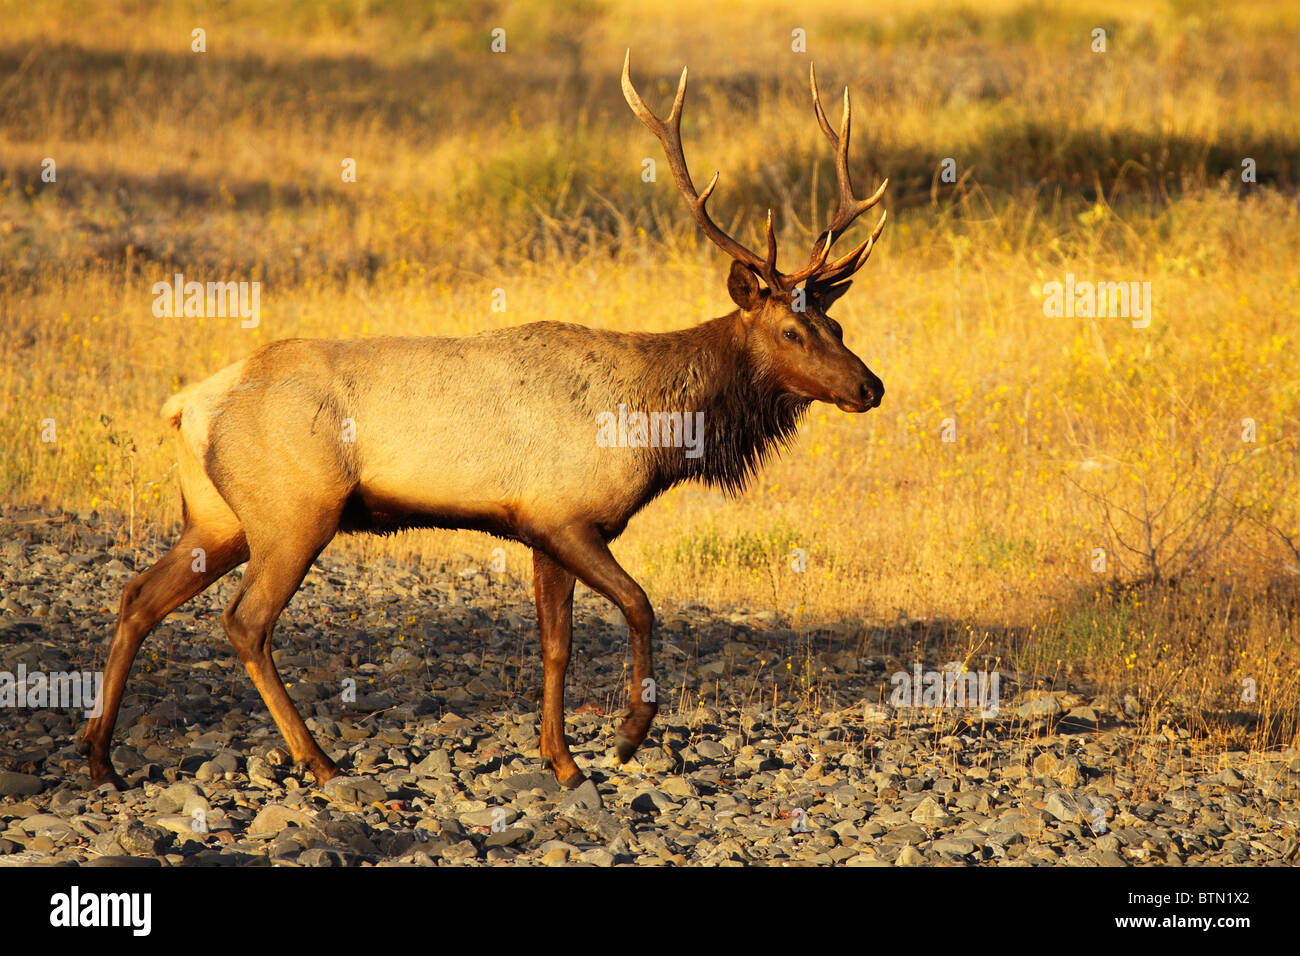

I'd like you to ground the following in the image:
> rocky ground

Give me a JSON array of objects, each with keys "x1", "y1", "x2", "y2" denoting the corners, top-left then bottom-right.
[{"x1": 1, "y1": 505, "x2": 1298, "y2": 867}]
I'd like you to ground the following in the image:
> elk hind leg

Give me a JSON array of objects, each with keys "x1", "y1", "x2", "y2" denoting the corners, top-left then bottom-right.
[
  {"x1": 80, "y1": 524, "x2": 248, "y2": 789},
  {"x1": 221, "y1": 517, "x2": 340, "y2": 782}
]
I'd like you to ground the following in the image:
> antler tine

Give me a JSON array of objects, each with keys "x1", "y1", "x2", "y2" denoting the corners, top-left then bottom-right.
[
  {"x1": 817, "y1": 69, "x2": 884, "y2": 230},
  {"x1": 789, "y1": 63, "x2": 888, "y2": 289},
  {"x1": 810, "y1": 63, "x2": 838, "y2": 143},
  {"x1": 763, "y1": 210, "x2": 778, "y2": 282},
  {"x1": 622, "y1": 51, "x2": 778, "y2": 287},
  {"x1": 809, "y1": 208, "x2": 887, "y2": 290}
]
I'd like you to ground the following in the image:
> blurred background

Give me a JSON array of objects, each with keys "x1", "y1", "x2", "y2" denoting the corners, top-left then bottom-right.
[{"x1": 1, "y1": 1, "x2": 1298, "y2": 746}]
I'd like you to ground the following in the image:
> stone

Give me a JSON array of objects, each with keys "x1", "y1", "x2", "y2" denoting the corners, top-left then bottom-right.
[
  {"x1": 931, "y1": 838, "x2": 976, "y2": 857},
  {"x1": 247, "y1": 756, "x2": 277, "y2": 788},
  {"x1": 881, "y1": 824, "x2": 930, "y2": 845},
  {"x1": 661, "y1": 776, "x2": 698, "y2": 798},
  {"x1": 323, "y1": 775, "x2": 387, "y2": 806},
  {"x1": 298, "y1": 847, "x2": 347, "y2": 867},
  {"x1": 579, "y1": 847, "x2": 616, "y2": 867},
  {"x1": 441, "y1": 840, "x2": 478, "y2": 862},
  {"x1": 155, "y1": 782, "x2": 204, "y2": 814},
  {"x1": 910, "y1": 796, "x2": 954, "y2": 826},
  {"x1": 83, "y1": 856, "x2": 162, "y2": 868},
  {"x1": 1045, "y1": 792, "x2": 1084, "y2": 823},
  {"x1": 0, "y1": 772, "x2": 43, "y2": 797},
  {"x1": 117, "y1": 821, "x2": 170, "y2": 856},
  {"x1": 631, "y1": 789, "x2": 675, "y2": 814},
  {"x1": 1032, "y1": 753, "x2": 1059, "y2": 775},
  {"x1": 563, "y1": 806, "x2": 622, "y2": 843},
  {"x1": 630, "y1": 746, "x2": 678, "y2": 773},
  {"x1": 504, "y1": 771, "x2": 559, "y2": 794},
  {"x1": 413, "y1": 750, "x2": 452, "y2": 777},
  {"x1": 248, "y1": 804, "x2": 322, "y2": 837},
  {"x1": 460, "y1": 807, "x2": 517, "y2": 828},
  {"x1": 149, "y1": 814, "x2": 205, "y2": 837},
  {"x1": 896, "y1": 845, "x2": 925, "y2": 866},
  {"x1": 1017, "y1": 696, "x2": 1063, "y2": 719},
  {"x1": 541, "y1": 846, "x2": 570, "y2": 865},
  {"x1": 557, "y1": 779, "x2": 603, "y2": 812},
  {"x1": 484, "y1": 827, "x2": 532, "y2": 848}
]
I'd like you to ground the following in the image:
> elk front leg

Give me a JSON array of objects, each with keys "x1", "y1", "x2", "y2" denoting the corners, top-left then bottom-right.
[
  {"x1": 541, "y1": 526, "x2": 658, "y2": 766},
  {"x1": 532, "y1": 549, "x2": 582, "y2": 787}
]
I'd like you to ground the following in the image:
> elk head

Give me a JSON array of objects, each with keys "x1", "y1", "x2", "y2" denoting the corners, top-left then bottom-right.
[{"x1": 622, "y1": 53, "x2": 887, "y2": 413}]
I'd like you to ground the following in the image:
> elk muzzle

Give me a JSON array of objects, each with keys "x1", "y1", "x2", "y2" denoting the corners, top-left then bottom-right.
[{"x1": 834, "y1": 368, "x2": 884, "y2": 412}]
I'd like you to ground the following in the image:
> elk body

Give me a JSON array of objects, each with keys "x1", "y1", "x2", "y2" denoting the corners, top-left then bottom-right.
[{"x1": 80, "y1": 54, "x2": 888, "y2": 791}]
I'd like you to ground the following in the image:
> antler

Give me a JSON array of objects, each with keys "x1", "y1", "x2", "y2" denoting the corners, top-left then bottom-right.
[
  {"x1": 783, "y1": 65, "x2": 888, "y2": 291},
  {"x1": 621, "y1": 51, "x2": 782, "y2": 289},
  {"x1": 622, "y1": 53, "x2": 887, "y2": 294}
]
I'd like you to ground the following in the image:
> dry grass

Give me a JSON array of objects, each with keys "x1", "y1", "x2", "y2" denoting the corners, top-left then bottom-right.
[{"x1": 2, "y1": 0, "x2": 1298, "y2": 755}]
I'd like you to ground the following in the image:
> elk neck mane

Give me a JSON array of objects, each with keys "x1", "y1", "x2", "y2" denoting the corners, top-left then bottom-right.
[{"x1": 618, "y1": 311, "x2": 809, "y2": 497}]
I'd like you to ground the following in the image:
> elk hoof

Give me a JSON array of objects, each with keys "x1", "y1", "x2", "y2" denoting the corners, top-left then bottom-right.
[
  {"x1": 559, "y1": 770, "x2": 587, "y2": 789},
  {"x1": 308, "y1": 759, "x2": 340, "y2": 784},
  {"x1": 91, "y1": 769, "x2": 129, "y2": 792},
  {"x1": 614, "y1": 734, "x2": 637, "y2": 764}
]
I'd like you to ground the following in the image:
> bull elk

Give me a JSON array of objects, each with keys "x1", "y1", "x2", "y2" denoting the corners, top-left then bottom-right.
[{"x1": 80, "y1": 53, "x2": 888, "y2": 792}]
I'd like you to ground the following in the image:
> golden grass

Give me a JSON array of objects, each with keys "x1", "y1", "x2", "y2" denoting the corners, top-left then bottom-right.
[{"x1": 2, "y1": 0, "x2": 1298, "y2": 754}]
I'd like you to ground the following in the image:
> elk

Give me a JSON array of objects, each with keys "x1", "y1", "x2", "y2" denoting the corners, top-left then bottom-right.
[{"x1": 79, "y1": 53, "x2": 888, "y2": 792}]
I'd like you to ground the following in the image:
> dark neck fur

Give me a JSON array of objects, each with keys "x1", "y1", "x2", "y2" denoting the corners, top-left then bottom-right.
[{"x1": 625, "y1": 312, "x2": 809, "y2": 496}]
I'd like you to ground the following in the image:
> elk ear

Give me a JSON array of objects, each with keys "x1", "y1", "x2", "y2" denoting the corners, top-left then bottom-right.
[
  {"x1": 727, "y1": 261, "x2": 763, "y2": 311},
  {"x1": 814, "y1": 281, "x2": 853, "y2": 311}
]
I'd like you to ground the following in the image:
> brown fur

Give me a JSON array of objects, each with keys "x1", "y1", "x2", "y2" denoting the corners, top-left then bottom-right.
[
  {"x1": 81, "y1": 57, "x2": 888, "y2": 790},
  {"x1": 78, "y1": 289, "x2": 881, "y2": 790}
]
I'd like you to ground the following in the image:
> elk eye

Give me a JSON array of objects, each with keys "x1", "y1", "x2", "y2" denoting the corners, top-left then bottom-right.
[{"x1": 782, "y1": 327, "x2": 801, "y2": 344}]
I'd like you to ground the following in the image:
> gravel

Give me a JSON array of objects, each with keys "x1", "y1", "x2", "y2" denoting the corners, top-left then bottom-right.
[{"x1": 2, "y1": 505, "x2": 1299, "y2": 867}]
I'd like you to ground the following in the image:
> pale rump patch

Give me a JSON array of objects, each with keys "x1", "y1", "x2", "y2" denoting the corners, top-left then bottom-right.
[{"x1": 161, "y1": 359, "x2": 248, "y2": 460}]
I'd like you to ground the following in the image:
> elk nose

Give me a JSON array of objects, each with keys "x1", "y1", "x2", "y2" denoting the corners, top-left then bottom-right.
[{"x1": 861, "y1": 377, "x2": 883, "y2": 409}]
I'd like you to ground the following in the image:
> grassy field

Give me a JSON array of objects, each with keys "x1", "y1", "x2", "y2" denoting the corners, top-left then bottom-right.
[{"x1": 2, "y1": 1, "x2": 1298, "y2": 751}]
